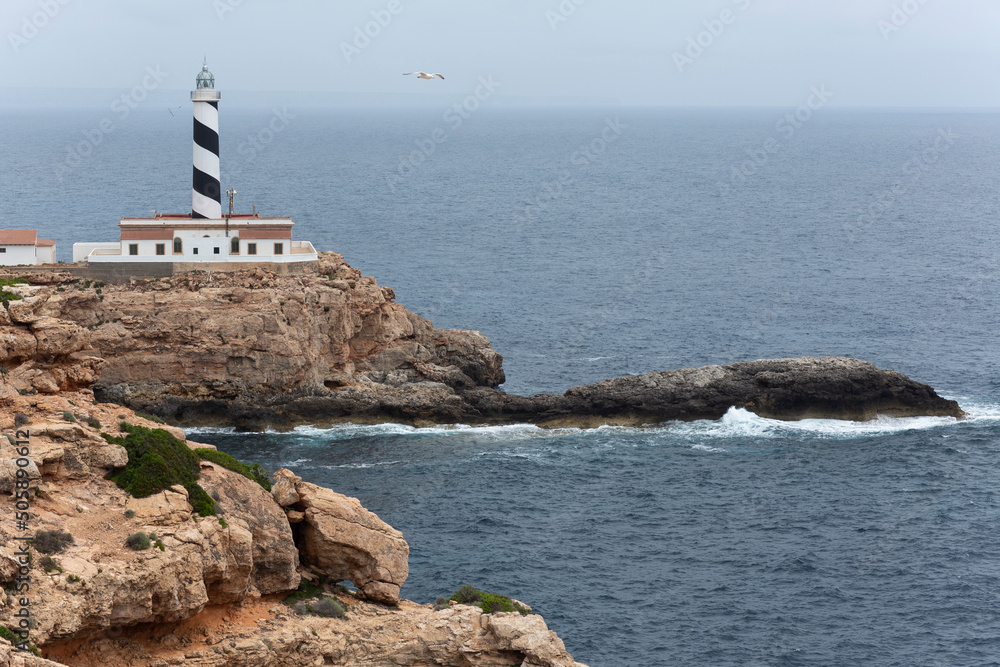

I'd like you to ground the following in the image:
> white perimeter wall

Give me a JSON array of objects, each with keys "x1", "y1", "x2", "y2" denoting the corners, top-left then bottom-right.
[{"x1": 74, "y1": 242, "x2": 120, "y2": 262}]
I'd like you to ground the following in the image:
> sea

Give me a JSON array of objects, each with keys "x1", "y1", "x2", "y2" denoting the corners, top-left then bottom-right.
[{"x1": 3, "y1": 104, "x2": 1000, "y2": 666}]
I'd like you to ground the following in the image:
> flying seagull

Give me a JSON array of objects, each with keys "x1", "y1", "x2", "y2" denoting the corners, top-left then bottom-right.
[
  {"x1": 404, "y1": 72, "x2": 445, "y2": 80},
  {"x1": 167, "y1": 105, "x2": 183, "y2": 117}
]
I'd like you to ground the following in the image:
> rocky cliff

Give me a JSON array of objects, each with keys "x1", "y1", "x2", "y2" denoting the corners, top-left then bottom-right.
[
  {"x1": 0, "y1": 397, "x2": 586, "y2": 667},
  {"x1": 0, "y1": 256, "x2": 963, "y2": 428},
  {"x1": 0, "y1": 264, "x2": 588, "y2": 666}
]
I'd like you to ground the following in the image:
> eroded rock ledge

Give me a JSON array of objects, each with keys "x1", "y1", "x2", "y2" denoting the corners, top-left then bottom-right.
[{"x1": 0, "y1": 257, "x2": 961, "y2": 429}]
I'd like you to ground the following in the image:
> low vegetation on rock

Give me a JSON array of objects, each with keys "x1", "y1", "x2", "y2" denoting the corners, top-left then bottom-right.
[
  {"x1": 103, "y1": 423, "x2": 217, "y2": 516},
  {"x1": 0, "y1": 277, "x2": 27, "y2": 309},
  {"x1": 195, "y1": 448, "x2": 273, "y2": 491},
  {"x1": 283, "y1": 577, "x2": 349, "y2": 618},
  {"x1": 125, "y1": 531, "x2": 151, "y2": 551},
  {"x1": 32, "y1": 529, "x2": 73, "y2": 555},
  {"x1": 448, "y1": 585, "x2": 533, "y2": 616},
  {"x1": 0, "y1": 626, "x2": 40, "y2": 656},
  {"x1": 39, "y1": 556, "x2": 61, "y2": 574}
]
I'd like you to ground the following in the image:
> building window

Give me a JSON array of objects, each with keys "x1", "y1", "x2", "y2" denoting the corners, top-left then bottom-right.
[
  {"x1": 247, "y1": 243, "x2": 257, "y2": 255},
  {"x1": 0, "y1": 248, "x2": 6, "y2": 254},
  {"x1": 230, "y1": 237, "x2": 239, "y2": 254},
  {"x1": 173, "y1": 238, "x2": 182, "y2": 254},
  {"x1": 193, "y1": 248, "x2": 199, "y2": 255},
  {"x1": 213, "y1": 247, "x2": 220, "y2": 255},
  {"x1": 156, "y1": 243, "x2": 166, "y2": 256},
  {"x1": 129, "y1": 244, "x2": 139, "y2": 256},
  {"x1": 274, "y1": 242, "x2": 284, "y2": 255}
]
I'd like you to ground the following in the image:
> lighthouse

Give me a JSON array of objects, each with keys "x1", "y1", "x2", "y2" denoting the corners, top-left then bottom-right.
[
  {"x1": 72, "y1": 58, "x2": 319, "y2": 278},
  {"x1": 191, "y1": 60, "x2": 222, "y2": 219}
]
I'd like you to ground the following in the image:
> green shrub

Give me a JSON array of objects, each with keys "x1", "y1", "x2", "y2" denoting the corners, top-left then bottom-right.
[
  {"x1": 33, "y1": 530, "x2": 73, "y2": 554},
  {"x1": 218, "y1": 517, "x2": 228, "y2": 528},
  {"x1": 448, "y1": 586, "x2": 533, "y2": 616},
  {"x1": 67, "y1": 574, "x2": 81, "y2": 583},
  {"x1": 312, "y1": 597, "x2": 347, "y2": 618},
  {"x1": 62, "y1": 411, "x2": 76, "y2": 423},
  {"x1": 449, "y1": 585, "x2": 481, "y2": 605},
  {"x1": 125, "y1": 532, "x2": 151, "y2": 551},
  {"x1": 155, "y1": 540, "x2": 165, "y2": 552},
  {"x1": 433, "y1": 596, "x2": 450, "y2": 611},
  {"x1": 39, "y1": 556, "x2": 61, "y2": 574},
  {"x1": 87, "y1": 418, "x2": 101, "y2": 429},
  {"x1": 4, "y1": 434, "x2": 14, "y2": 446},
  {"x1": 186, "y1": 484, "x2": 217, "y2": 517},
  {"x1": 0, "y1": 278, "x2": 27, "y2": 309},
  {"x1": 0, "y1": 626, "x2": 40, "y2": 656},
  {"x1": 135, "y1": 412, "x2": 165, "y2": 424},
  {"x1": 124, "y1": 509, "x2": 136, "y2": 519},
  {"x1": 104, "y1": 424, "x2": 200, "y2": 498},
  {"x1": 195, "y1": 448, "x2": 273, "y2": 492},
  {"x1": 282, "y1": 578, "x2": 326, "y2": 606}
]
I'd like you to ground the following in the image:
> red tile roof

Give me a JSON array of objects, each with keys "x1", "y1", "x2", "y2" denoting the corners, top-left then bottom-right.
[
  {"x1": 0, "y1": 230, "x2": 38, "y2": 246},
  {"x1": 36, "y1": 238, "x2": 56, "y2": 247}
]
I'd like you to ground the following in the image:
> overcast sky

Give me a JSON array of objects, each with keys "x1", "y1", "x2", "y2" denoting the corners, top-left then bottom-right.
[{"x1": 1, "y1": 0, "x2": 998, "y2": 107}]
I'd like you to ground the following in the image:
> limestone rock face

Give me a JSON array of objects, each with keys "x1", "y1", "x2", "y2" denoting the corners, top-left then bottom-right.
[
  {"x1": 270, "y1": 468, "x2": 300, "y2": 507},
  {"x1": 0, "y1": 641, "x2": 64, "y2": 666},
  {"x1": 0, "y1": 253, "x2": 506, "y2": 428},
  {"x1": 198, "y1": 462, "x2": 300, "y2": 596},
  {"x1": 289, "y1": 477, "x2": 409, "y2": 605},
  {"x1": 38, "y1": 599, "x2": 590, "y2": 667},
  {"x1": 0, "y1": 406, "x2": 300, "y2": 646}
]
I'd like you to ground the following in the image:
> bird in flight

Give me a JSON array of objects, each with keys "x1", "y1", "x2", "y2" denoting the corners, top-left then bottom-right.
[
  {"x1": 167, "y1": 105, "x2": 183, "y2": 117},
  {"x1": 404, "y1": 72, "x2": 445, "y2": 80}
]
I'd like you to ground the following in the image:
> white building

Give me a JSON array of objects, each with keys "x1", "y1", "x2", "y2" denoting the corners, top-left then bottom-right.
[
  {"x1": 73, "y1": 61, "x2": 319, "y2": 276},
  {"x1": 0, "y1": 230, "x2": 57, "y2": 266},
  {"x1": 73, "y1": 215, "x2": 317, "y2": 265}
]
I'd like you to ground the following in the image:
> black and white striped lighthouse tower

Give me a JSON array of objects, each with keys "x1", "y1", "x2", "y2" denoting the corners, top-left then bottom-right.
[{"x1": 191, "y1": 60, "x2": 222, "y2": 219}]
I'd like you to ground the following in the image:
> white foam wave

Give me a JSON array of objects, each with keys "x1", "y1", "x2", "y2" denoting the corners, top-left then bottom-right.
[
  {"x1": 282, "y1": 458, "x2": 312, "y2": 468},
  {"x1": 184, "y1": 426, "x2": 237, "y2": 435},
  {"x1": 691, "y1": 444, "x2": 728, "y2": 453},
  {"x1": 669, "y1": 406, "x2": 962, "y2": 440},
  {"x1": 320, "y1": 460, "x2": 402, "y2": 469},
  {"x1": 289, "y1": 422, "x2": 579, "y2": 442}
]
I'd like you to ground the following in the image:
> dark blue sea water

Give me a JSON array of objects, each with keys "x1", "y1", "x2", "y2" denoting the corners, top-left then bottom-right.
[{"x1": 4, "y1": 106, "x2": 1000, "y2": 666}]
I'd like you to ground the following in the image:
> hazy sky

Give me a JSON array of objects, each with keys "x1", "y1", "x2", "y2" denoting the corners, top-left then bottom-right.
[{"x1": 1, "y1": 0, "x2": 998, "y2": 107}]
